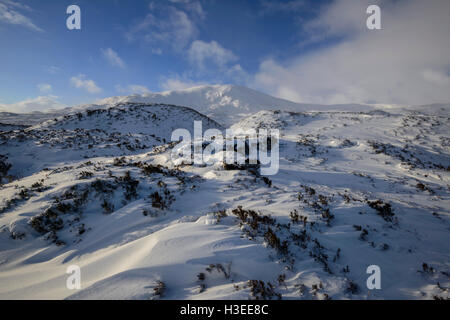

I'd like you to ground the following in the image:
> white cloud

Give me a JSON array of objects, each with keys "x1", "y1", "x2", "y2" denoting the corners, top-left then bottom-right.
[
  {"x1": 421, "y1": 69, "x2": 450, "y2": 87},
  {"x1": 125, "y1": 5, "x2": 197, "y2": 52},
  {"x1": 226, "y1": 64, "x2": 249, "y2": 83},
  {"x1": 160, "y1": 41, "x2": 246, "y2": 89},
  {"x1": 0, "y1": 0, "x2": 42, "y2": 32},
  {"x1": 185, "y1": 40, "x2": 245, "y2": 83},
  {"x1": 37, "y1": 83, "x2": 52, "y2": 93},
  {"x1": 168, "y1": 0, "x2": 205, "y2": 19},
  {"x1": 101, "y1": 48, "x2": 126, "y2": 69},
  {"x1": 185, "y1": 1, "x2": 205, "y2": 20},
  {"x1": 115, "y1": 84, "x2": 151, "y2": 95},
  {"x1": 160, "y1": 77, "x2": 206, "y2": 91},
  {"x1": 0, "y1": 95, "x2": 66, "y2": 113},
  {"x1": 1, "y1": 0, "x2": 32, "y2": 11},
  {"x1": 70, "y1": 74, "x2": 102, "y2": 94},
  {"x1": 188, "y1": 40, "x2": 238, "y2": 70},
  {"x1": 252, "y1": 0, "x2": 450, "y2": 105}
]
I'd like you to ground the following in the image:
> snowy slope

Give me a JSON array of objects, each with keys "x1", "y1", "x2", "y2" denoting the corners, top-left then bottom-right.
[
  {"x1": 2, "y1": 86, "x2": 448, "y2": 128},
  {"x1": 0, "y1": 101, "x2": 449, "y2": 300},
  {"x1": 79, "y1": 85, "x2": 378, "y2": 126},
  {"x1": 91, "y1": 85, "x2": 450, "y2": 126},
  {"x1": 0, "y1": 111, "x2": 67, "y2": 127},
  {"x1": 0, "y1": 87, "x2": 449, "y2": 300},
  {"x1": 0, "y1": 103, "x2": 222, "y2": 179}
]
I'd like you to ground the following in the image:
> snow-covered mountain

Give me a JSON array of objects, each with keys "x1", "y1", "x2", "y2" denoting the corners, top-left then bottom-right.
[
  {"x1": 0, "y1": 110, "x2": 68, "y2": 127},
  {"x1": 0, "y1": 86, "x2": 449, "y2": 300},
  {"x1": 0, "y1": 85, "x2": 319, "y2": 127},
  {"x1": 73, "y1": 85, "x2": 379, "y2": 126},
  {"x1": 0, "y1": 103, "x2": 221, "y2": 179},
  {"x1": 2, "y1": 85, "x2": 449, "y2": 127}
]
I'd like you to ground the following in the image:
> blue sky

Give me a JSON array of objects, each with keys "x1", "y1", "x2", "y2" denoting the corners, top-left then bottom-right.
[{"x1": 1, "y1": 0, "x2": 449, "y2": 112}]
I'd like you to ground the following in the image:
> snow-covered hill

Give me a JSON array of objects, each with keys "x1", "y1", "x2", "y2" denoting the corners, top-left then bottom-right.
[
  {"x1": 0, "y1": 110, "x2": 67, "y2": 127},
  {"x1": 0, "y1": 87, "x2": 449, "y2": 300},
  {"x1": 81, "y1": 85, "x2": 380, "y2": 126},
  {"x1": 2, "y1": 85, "x2": 449, "y2": 128},
  {"x1": 0, "y1": 103, "x2": 221, "y2": 179}
]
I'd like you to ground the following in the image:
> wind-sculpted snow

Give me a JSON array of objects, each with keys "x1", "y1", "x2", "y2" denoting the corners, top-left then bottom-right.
[{"x1": 0, "y1": 97, "x2": 449, "y2": 300}]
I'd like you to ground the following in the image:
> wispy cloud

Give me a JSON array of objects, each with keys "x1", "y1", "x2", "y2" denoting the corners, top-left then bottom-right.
[
  {"x1": 70, "y1": 74, "x2": 102, "y2": 94},
  {"x1": 168, "y1": 0, "x2": 205, "y2": 19},
  {"x1": 1, "y1": 0, "x2": 32, "y2": 11},
  {"x1": 101, "y1": 48, "x2": 126, "y2": 69},
  {"x1": 0, "y1": 0, "x2": 42, "y2": 32},
  {"x1": 37, "y1": 83, "x2": 52, "y2": 93},
  {"x1": 125, "y1": 3, "x2": 199, "y2": 53},
  {"x1": 115, "y1": 84, "x2": 151, "y2": 95},
  {"x1": 44, "y1": 65, "x2": 61, "y2": 74}
]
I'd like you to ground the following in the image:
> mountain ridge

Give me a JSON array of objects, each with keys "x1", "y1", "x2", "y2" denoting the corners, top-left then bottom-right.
[{"x1": 2, "y1": 85, "x2": 449, "y2": 127}]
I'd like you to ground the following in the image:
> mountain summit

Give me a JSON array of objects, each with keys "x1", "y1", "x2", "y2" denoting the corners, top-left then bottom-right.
[
  {"x1": 91, "y1": 85, "x2": 374, "y2": 126},
  {"x1": 93, "y1": 85, "x2": 306, "y2": 126}
]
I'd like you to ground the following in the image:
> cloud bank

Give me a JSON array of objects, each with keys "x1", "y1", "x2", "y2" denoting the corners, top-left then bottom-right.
[
  {"x1": 0, "y1": 95, "x2": 65, "y2": 113},
  {"x1": 188, "y1": 40, "x2": 238, "y2": 70},
  {"x1": 252, "y1": 0, "x2": 450, "y2": 105}
]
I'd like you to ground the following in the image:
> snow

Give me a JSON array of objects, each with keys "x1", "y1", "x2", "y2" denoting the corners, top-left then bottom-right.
[
  {"x1": 0, "y1": 86, "x2": 449, "y2": 300},
  {"x1": 0, "y1": 111, "x2": 67, "y2": 126},
  {"x1": 79, "y1": 85, "x2": 379, "y2": 126}
]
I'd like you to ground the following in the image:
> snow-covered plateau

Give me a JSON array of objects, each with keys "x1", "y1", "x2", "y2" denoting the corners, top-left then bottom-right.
[{"x1": 0, "y1": 85, "x2": 448, "y2": 300}]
